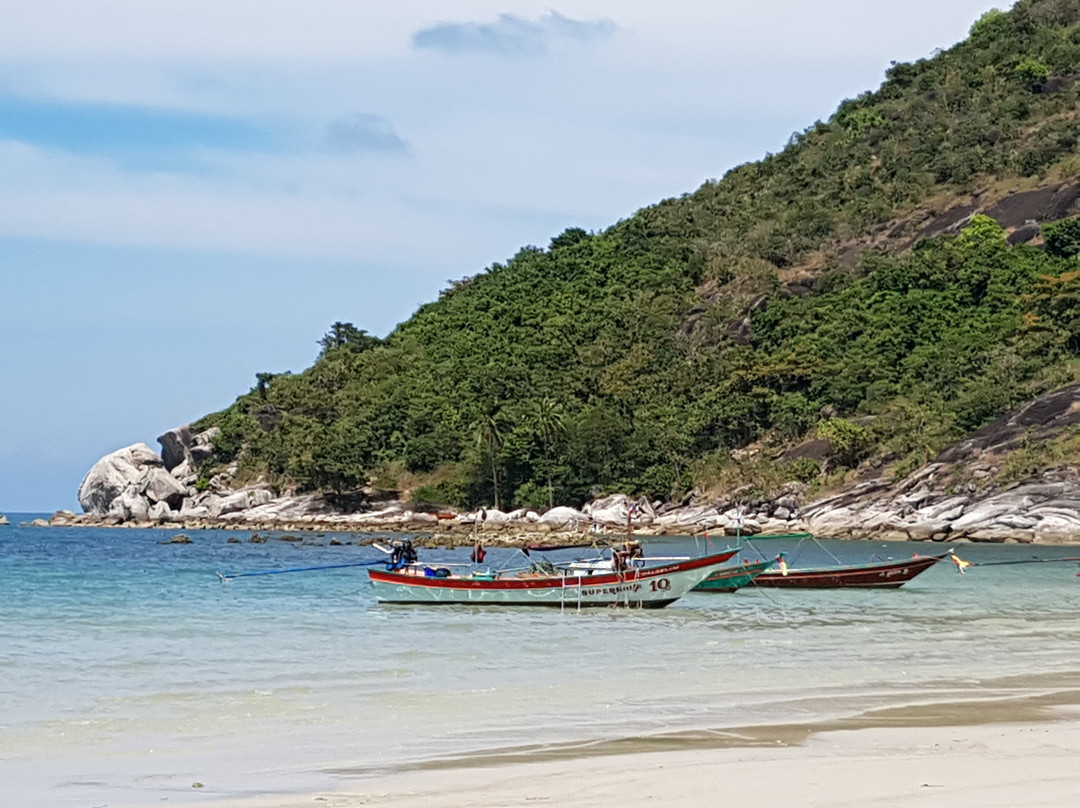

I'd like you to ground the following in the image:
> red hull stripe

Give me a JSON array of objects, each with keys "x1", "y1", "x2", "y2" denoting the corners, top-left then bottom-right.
[
  {"x1": 368, "y1": 549, "x2": 737, "y2": 591},
  {"x1": 379, "y1": 598, "x2": 681, "y2": 609}
]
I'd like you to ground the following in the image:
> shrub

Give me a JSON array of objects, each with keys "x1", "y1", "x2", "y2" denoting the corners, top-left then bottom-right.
[
  {"x1": 1043, "y1": 217, "x2": 1080, "y2": 258},
  {"x1": 412, "y1": 478, "x2": 468, "y2": 508},
  {"x1": 970, "y1": 8, "x2": 1010, "y2": 40},
  {"x1": 1015, "y1": 58, "x2": 1051, "y2": 90},
  {"x1": 818, "y1": 419, "x2": 873, "y2": 468},
  {"x1": 786, "y1": 457, "x2": 822, "y2": 483}
]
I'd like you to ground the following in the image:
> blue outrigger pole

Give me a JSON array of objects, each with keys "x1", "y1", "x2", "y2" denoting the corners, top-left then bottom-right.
[{"x1": 217, "y1": 559, "x2": 386, "y2": 582}]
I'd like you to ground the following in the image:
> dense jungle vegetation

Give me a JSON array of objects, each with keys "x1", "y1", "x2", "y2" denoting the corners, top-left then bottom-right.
[{"x1": 198, "y1": 0, "x2": 1080, "y2": 509}]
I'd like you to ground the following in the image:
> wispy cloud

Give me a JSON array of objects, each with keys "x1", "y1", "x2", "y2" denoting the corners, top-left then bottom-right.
[
  {"x1": 323, "y1": 113, "x2": 408, "y2": 156},
  {"x1": 0, "y1": 95, "x2": 288, "y2": 168},
  {"x1": 413, "y1": 11, "x2": 616, "y2": 56}
]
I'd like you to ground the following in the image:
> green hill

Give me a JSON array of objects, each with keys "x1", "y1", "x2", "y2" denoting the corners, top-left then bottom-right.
[{"x1": 196, "y1": 0, "x2": 1080, "y2": 511}]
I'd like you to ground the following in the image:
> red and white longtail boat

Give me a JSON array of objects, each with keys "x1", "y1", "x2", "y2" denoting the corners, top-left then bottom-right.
[{"x1": 367, "y1": 548, "x2": 739, "y2": 608}]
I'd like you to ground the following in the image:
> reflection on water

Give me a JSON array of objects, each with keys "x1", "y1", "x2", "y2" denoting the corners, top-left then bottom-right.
[{"x1": 2, "y1": 525, "x2": 1080, "y2": 804}]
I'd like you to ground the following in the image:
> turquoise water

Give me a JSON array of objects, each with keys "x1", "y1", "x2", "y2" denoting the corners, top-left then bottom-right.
[{"x1": 3, "y1": 519, "x2": 1080, "y2": 807}]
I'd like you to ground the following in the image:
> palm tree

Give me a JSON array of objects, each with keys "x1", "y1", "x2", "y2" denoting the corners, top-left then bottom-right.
[
  {"x1": 532, "y1": 397, "x2": 566, "y2": 509},
  {"x1": 472, "y1": 408, "x2": 511, "y2": 510},
  {"x1": 254, "y1": 372, "x2": 275, "y2": 399}
]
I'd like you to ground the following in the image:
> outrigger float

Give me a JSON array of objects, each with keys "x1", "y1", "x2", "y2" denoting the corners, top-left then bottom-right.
[{"x1": 367, "y1": 540, "x2": 740, "y2": 608}]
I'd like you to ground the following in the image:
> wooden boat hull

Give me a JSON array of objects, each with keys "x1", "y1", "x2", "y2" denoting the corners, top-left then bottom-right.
[
  {"x1": 751, "y1": 553, "x2": 948, "y2": 589},
  {"x1": 693, "y1": 559, "x2": 774, "y2": 592},
  {"x1": 367, "y1": 549, "x2": 738, "y2": 607}
]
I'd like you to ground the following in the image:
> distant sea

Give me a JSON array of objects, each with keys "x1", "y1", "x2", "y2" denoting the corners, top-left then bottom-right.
[{"x1": 3, "y1": 517, "x2": 1080, "y2": 807}]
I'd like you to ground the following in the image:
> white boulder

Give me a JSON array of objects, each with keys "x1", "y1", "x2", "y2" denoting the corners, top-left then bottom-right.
[
  {"x1": 108, "y1": 485, "x2": 150, "y2": 521},
  {"x1": 215, "y1": 488, "x2": 274, "y2": 516},
  {"x1": 78, "y1": 443, "x2": 165, "y2": 515},
  {"x1": 148, "y1": 501, "x2": 173, "y2": 522},
  {"x1": 141, "y1": 467, "x2": 188, "y2": 507},
  {"x1": 538, "y1": 506, "x2": 589, "y2": 529}
]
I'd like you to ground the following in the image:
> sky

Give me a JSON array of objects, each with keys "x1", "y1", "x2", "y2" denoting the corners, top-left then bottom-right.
[{"x1": 0, "y1": 0, "x2": 1001, "y2": 512}]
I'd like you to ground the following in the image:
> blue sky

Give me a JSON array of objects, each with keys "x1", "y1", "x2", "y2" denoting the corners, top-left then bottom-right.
[{"x1": 0, "y1": 0, "x2": 1000, "y2": 512}]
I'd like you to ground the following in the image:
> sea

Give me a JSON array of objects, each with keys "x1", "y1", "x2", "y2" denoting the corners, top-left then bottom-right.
[{"x1": 3, "y1": 517, "x2": 1080, "y2": 807}]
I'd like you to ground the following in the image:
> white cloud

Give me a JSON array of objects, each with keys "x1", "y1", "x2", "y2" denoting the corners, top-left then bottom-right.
[{"x1": 413, "y1": 11, "x2": 616, "y2": 55}]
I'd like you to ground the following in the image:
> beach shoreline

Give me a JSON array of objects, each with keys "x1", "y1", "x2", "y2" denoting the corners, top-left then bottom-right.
[
  {"x1": 178, "y1": 707, "x2": 1080, "y2": 808},
  {"x1": 121, "y1": 685, "x2": 1080, "y2": 808}
]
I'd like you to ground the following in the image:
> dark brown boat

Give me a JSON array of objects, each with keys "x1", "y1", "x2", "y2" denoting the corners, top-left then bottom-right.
[{"x1": 750, "y1": 552, "x2": 950, "y2": 589}]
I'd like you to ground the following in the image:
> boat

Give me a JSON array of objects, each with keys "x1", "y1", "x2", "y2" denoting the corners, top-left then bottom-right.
[
  {"x1": 750, "y1": 552, "x2": 950, "y2": 589},
  {"x1": 367, "y1": 547, "x2": 740, "y2": 607},
  {"x1": 692, "y1": 558, "x2": 775, "y2": 592}
]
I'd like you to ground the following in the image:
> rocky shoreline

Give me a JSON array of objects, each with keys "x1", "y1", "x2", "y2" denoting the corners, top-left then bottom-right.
[
  {"x1": 46, "y1": 492, "x2": 808, "y2": 548},
  {"x1": 53, "y1": 383, "x2": 1080, "y2": 546}
]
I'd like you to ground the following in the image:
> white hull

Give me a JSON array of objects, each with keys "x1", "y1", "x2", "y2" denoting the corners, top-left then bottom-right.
[{"x1": 367, "y1": 551, "x2": 738, "y2": 608}]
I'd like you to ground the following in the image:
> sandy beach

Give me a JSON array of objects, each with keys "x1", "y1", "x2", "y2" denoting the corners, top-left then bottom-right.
[{"x1": 189, "y1": 705, "x2": 1080, "y2": 808}]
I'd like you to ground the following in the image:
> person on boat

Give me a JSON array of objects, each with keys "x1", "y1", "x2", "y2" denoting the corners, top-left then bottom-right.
[
  {"x1": 470, "y1": 539, "x2": 486, "y2": 564},
  {"x1": 612, "y1": 539, "x2": 644, "y2": 572},
  {"x1": 388, "y1": 539, "x2": 418, "y2": 571}
]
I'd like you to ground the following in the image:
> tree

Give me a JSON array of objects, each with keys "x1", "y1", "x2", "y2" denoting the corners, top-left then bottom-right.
[
  {"x1": 957, "y1": 214, "x2": 1008, "y2": 253},
  {"x1": 1015, "y1": 58, "x2": 1050, "y2": 91},
  {"x1": 254, "y1": 372, "x2": 275, "y2": 400},
  {"x1": 1043, "y1": 218, "x2": 1080, "y2": 259},
  {"x1": 549, "y1": 227, "x2": 589, "y2": 251},
  {"x1": 530, "y1": 397, "x2": 566, "y2": 508},
  {"x1": 472, "y1": 408, "x2": 512, "y2": 510},
  {"x1": 970, "y1": 8, "x2": 1010, "y2": 40},
  {"x1": 318, "y1": 321, "x2": 381, "y2": 357},
  {"x1": 818, "y1": 418, "x2": 873, "y2": 468},
  {"x1": 1028, "y1": 269, "x2": 1080, "y2": 353}
]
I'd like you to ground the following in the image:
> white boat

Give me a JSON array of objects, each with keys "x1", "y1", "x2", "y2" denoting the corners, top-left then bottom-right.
[{"x1": 367, "y1": 548, "x2": 739, "y2": 608}]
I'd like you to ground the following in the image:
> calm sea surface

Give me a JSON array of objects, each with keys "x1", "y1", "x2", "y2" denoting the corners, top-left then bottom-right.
[{"x1": 3, "y1": 518, "x2": 1080, "y2": 807}]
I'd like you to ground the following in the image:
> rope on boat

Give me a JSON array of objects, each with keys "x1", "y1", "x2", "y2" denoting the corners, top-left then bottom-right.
[
  {"x1": 217, "y1": 559, "x2": 387, "y2": 582},
  {"x1": 964, "y1": 557, "x2": 1080, "y2": 567}
]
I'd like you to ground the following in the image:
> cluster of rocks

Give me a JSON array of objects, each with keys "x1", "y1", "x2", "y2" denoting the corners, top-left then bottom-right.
[
  {"x1": 801, "y1": 383, "x2": 1080, "y2": 544},
  {"x1": 53, "y1": 486, "x2": 808, "y2": 543},
  {"x1": 803, "y1": 465, "x2": 1080, "y2": 544},
  {"x1": 75, "y1": 425, "x2": 274, "y2": 524}
]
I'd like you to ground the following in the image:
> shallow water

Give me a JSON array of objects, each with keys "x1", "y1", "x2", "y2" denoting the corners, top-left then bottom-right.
[{"x1": 3, "y1": 520, "x2": 1080, "y2": 806}]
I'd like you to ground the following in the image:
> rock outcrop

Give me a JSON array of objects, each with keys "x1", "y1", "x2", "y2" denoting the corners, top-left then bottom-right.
[
  {"x1": 802, "y1": 465, "x2": 1080, "y2": 543},
  {"x1": 801, "y1": 383, "x2": 1080, "y2": 543},
  {"x1": 78, "y1": 443, "x2": 168, "y2": 515},
  {"x1": 157, "y1": 424, "x2": 220, "y2": 484},
  {"x1": 78, "y1": 424, "x2": 230, "y2": 519}
]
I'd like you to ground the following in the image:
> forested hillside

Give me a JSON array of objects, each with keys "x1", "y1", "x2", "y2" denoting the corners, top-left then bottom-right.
[{"x1": 197, "y1": 0, "x2": 1080, "y2": 510}]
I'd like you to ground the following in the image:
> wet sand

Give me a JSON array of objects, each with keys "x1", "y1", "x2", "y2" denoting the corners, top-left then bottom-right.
[{"x1": 191, "y1": 701, "x2": 1080, "y2": 808}]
